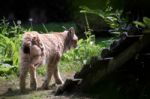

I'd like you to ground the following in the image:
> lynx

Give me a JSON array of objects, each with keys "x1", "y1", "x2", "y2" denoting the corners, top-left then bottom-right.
[{"x1": 19, "y1": 27, "x2": 78, "y2": 91}]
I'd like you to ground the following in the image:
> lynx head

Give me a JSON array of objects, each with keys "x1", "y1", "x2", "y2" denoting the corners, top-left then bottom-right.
[{"x1": 65, "y1": 27, "x2": 78, "y2": 50}]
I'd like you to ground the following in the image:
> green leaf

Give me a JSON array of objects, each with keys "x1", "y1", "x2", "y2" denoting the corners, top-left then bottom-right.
[
  {"x1": 143, "y1": 17, "x2": 150, "y2": 28},
  {"x1": 133, "y1": 21, "x2": 146, "y2": 28}
]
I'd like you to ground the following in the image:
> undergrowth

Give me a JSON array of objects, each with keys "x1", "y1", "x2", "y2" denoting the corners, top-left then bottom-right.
[
  {"x1": 0, "y1": 19, "x2": 25, "y2": 77},
  {"x1": 0, "y1": 18, "x2": 113, "y2": 77}
]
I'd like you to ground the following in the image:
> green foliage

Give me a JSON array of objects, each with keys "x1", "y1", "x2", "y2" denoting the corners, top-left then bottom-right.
[
  {"x1": 0, "y1": 34, "x2": 22, "y2": 65},
  {"x1": 63, "y1": 34, "x2": 99, "y2": 63},
  {"x1": 80, "y1": 6, "x2": 123, "y2": 29},
  {"x1": 79, "y1": 0, "x2": 127, "y2": 35},
  {"x1": 60, "y1": 11, "x2": 103, "y2": 71},
  {"x1": 133, "y1": 17, "x2": 150, "y2": 33},
  {"x1": 0, "y1": 19, "x2": 25, "y2": 77},
  {"x1": 0, "y1": 19, "x2": 24, "y2": 37},
  {"x1": 60, "y1": 29, "x2": 114, "y2": 72},
  {"x1": 60, "y1": 34, "x2": 113, "y2": 72},
  {"x1": 134, "y1": 17, "x2": 150, "y2": 28},
  {"x1": 143, "y1": 17, "x2": 150, "y2": 28},
  {"x1": 37, "y1": 66, "x2": 46, "y2": 76},
  {"x1": 59, "y1": 4, "x2": 115, "y2": 72},
  {"x1": 0, "y1": 19, "x2": 23, "y2": 65},
  {"x1": 0, "y1": 65, "x2": 18, "y2": 77}
]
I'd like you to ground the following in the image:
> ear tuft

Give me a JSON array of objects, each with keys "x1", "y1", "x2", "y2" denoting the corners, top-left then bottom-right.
[
  {"x1": 69, "y1": 27, "x2": 75, "y2": 33},
  {"x1": 68, "y1": 27, "x2": 75, "y2": 37}
]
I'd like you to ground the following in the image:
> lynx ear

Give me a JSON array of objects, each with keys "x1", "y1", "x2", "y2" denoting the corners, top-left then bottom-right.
[{"x1": 68, "y1": 27, "x2": 75, "y2": 37}]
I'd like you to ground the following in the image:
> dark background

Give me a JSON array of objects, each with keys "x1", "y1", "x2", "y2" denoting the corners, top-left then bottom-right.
[
  {"x1": 0, "y1": 0, "x2": 73, "y2": 23},
  {"x1": 0, "y1": 0, "x2": 150, "y2": 24}
]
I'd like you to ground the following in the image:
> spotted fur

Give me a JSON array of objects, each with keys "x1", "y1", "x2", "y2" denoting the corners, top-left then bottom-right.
[{"x1": 19, "y1": 27, "x2": 78, "y2": 91}]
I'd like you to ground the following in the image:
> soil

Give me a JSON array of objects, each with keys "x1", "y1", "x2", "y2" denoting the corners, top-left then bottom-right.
[{"x1": 0, "y1": 72, "x2": 92, "y2": 99}]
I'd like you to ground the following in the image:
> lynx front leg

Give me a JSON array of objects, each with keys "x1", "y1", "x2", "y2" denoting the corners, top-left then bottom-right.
[
  {"x1": 52, "y1": 52, "x2": 63, "y2": 84},
  {"x1": 29, "y1": 64, "x2": 37, "y2": 90},
  {"x1": 42, "y1": 64, "x2": 55, "y2": 89},
  {"x1": 54, "y1": 66, "x2": 63, "y2": 84}
]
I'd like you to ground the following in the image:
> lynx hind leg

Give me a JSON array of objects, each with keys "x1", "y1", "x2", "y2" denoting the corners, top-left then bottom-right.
[
  {"x1": 29, "y1": 65, "x2": 37, "y2": 90},
  {"x1": 54, "y1": 66, "x2": 63, "y2": 84},
  {"x1": 19, "y1": 62, "x2": 29, "y2": 92}
]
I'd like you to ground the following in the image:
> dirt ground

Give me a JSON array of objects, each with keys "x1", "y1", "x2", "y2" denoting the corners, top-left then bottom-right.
[{"x1": 0, "y1": 72, "x2": 92, "y2": 99}]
